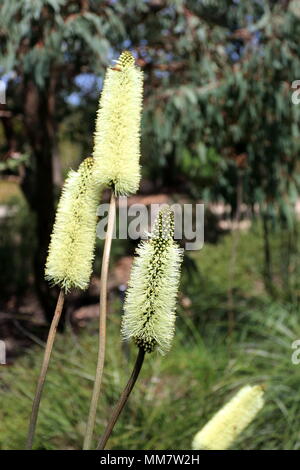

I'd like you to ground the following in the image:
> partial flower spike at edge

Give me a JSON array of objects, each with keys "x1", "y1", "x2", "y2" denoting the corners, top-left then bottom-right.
[{"x1": 192, "y1": 385, "x2": 265, "y2": 450}]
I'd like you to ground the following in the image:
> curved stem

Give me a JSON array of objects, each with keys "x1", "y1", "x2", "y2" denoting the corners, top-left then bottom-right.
[
  {"x1": 96, "y1": 347, "x2": 145, "y2": 450},
  {"x1": 83, "y1": 191, "x2": 116, "y2": 450},
  {"x1": 26, "y1": 289, "x2": 65, "y2": 449}
]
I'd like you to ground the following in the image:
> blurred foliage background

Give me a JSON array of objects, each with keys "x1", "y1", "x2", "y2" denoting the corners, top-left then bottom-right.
[{"x1": 0, "y1": 0, "x2": 300, "y2": 450}]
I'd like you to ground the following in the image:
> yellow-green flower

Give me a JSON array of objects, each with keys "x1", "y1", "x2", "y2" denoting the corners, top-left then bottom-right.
[
  {"x1": 192, "y1": 385, "x2": 265, "y2": 450},
  {"x1": 93, "y1": 51, "x2": 143, "y2": 195},
  {"x1": 45, "y1": 158, "x2": 100, "y2": 292},
  {"x1": 121, "y1": 207, "x2": 183, "y2": 354}
]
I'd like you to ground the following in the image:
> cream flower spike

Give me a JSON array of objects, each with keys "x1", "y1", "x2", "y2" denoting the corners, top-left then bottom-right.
[
  {"x1": 45, "y1": 158, "x2": 100, "y2": 292},
  {"x1": 93, "y1": 51, "x2": 143, "y2": 195},
  {"x1": 121, "y1": 207, "x2": 183, "y2": 354},
  {"x1": 192, "y1": 385, "x2": 265, "y2": 450}
]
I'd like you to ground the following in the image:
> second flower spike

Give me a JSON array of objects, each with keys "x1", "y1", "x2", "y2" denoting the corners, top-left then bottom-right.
[
  {"x1": 45, "y1": 158, "x2": 100, "y2": 292},
  {"x1": 93, "y1": 51, "x2": 143, "y2": 196}
]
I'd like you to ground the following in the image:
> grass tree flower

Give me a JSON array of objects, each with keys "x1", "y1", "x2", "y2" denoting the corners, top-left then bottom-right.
[
  {"x1": 84, "y1": 53, "x2": 142, "y2": 450},
  {"x1": 45, "y1": 157, "x2": 100, "y2": 292},
  {"x1": 192, "y1": 385, "x2": 265, "y2": 450},
  {"x1": 93, "y1": 51, "x2": 143, "y2": 195},
  {"x1": 121, "y1": 207, "x2": 183, "y2": 354}
]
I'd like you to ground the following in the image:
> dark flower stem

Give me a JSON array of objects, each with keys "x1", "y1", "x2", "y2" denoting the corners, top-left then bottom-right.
[{"x1": 96, "y1": 347, "x2": 145, "y2": 450}]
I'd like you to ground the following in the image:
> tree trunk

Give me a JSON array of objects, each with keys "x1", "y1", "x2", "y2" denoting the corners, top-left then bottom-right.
[
  {"x1": 0, "y1": 107, "x2": 17, "y2": 159},
  {"x1": 22, "y1": 77, "x2": 59, "y2": 323},
  {"x1": 262, "y1": 211, "x2": 274, "y2": 296}
]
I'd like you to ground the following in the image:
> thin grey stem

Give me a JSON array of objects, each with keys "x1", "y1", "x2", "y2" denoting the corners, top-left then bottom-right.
[
  {"x1": 26, "y1": 289, "x2": 65, "y2": 449},
  {"x1": 83, "y1": 191, "x2": 116, "y2": 450}
]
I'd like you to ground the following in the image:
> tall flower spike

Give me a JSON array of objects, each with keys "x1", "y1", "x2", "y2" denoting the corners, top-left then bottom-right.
[
  {"x1": 93, "y1": 51, "x2": 143, "y2": 195},
  {"x1": 121, "y1": 207, "x2": 183, "y2": 354},
  {"x1": 192, "y1": 385, "x2": 265, "y2": 450},
  {"x1": 45, "y1": 158, "x2": 100, "y2": 292}
]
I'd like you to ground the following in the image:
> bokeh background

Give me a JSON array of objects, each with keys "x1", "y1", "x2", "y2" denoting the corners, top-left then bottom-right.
[{"x1": 1, "y1": 0, "x2": 300, "y2": 450}]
